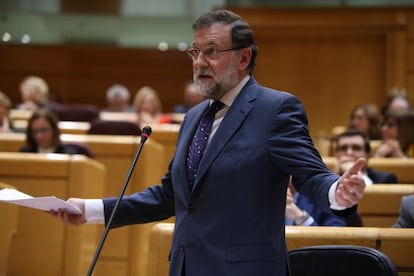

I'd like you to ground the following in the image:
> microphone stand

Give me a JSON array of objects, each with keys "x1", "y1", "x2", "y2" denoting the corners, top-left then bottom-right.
[{"x1": 86, "y1": 126, "x2": 152, "y2": 276}]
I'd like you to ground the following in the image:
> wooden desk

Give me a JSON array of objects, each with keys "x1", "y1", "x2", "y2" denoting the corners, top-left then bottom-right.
[
  {"x1": 358, "y1": 184, "x2": 414, "y2": 227},
  {"x1": 150, "y1": 124, "x2": 179, "y2": 169},
  {"x1": 0, "y1": 132, "x2": 171, "y2": 276},
  {"x1": 0, "y1": 153, "x2": 106, "y2": 276},
  {"x1": 148, "y1": 224, "x2": 414, "y2": 276},
  {"x1": 0, "y1": 182, "x2": 19, "y2": 276},
  {"x1": 12, "y1": 120, "x2": 91, "y2": 135}
]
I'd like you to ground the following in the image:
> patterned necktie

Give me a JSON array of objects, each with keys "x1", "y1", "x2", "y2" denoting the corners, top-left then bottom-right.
[{"x1": 186, "y1": 101, "x2": 224, "y2": 191}]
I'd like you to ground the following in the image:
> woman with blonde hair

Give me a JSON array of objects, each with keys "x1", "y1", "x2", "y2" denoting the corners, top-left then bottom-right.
[
  {"x1": 133, "y1": 86, "x2": 167, "y2": 127},
  {"x1": 17, "y1": 75, "x2": 49, "y2": 111}
]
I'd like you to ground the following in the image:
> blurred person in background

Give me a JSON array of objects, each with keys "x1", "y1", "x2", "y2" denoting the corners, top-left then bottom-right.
[
  {"x1": 285, "y1": 177, "x2": 347, "y2": 226},
  {"x1": 347, "y1": 103, "x2": 382, "y2": 140},
  {"x1": 0, "y1": 91, "x2": 14, "y2": 132},
  {"x1": 174, "y1": 80, "x2": 206, "y2": 113},
  {"x1": 393, "y1": 194, "x2": 414, "y2": 228},
  {"x1": 381, "y1": 87, "x2": 412, "y2": 116},
  {"x1": 103, "y1": 84, "x2": 134, "y2": 112},
  {"x1": 332, "y1": 129, "x2": 398, "y2": 184},
  {"x1": 19, "y1": 109, "x2": 76, "y2": 154},
  {"x1": 373, "y1": 110, "x2": 414, "y2": 158},
  {"x1": 133, "y1": 85, "x2": 171, "y2": 127},
  {"x1": 17, "y1": 75, "x2": 49, "y2": 111}
]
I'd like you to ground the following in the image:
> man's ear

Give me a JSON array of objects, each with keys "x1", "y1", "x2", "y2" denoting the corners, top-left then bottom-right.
[{"x1": 239, "y1": 47, "x2": 252, "y2": 71}]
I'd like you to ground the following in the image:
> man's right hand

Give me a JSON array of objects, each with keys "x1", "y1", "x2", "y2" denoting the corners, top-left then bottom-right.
[{"x1": 49, "y1": 198, "x2": 87, "y2": 226}]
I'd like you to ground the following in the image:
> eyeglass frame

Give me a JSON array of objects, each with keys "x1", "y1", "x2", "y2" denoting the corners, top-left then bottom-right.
[
  {"x1": 336, "y1": 144, "x2": 365, "y2": 153},
  {"x1": 31, "y1": 127, "x2": 52, "y2": 136},
  {"x1": 186, "y1": 45, "x2": 248, "y2": 60}
]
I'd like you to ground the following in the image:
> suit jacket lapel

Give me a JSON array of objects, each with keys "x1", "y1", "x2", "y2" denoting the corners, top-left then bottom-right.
[{"x1": 192, "y1": 79, "x2": 258, "y2": 192}]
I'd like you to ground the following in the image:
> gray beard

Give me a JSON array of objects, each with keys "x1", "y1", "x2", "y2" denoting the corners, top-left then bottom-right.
[{"x1": 196, "y1": 81, "x2": 224, "y2": 100}]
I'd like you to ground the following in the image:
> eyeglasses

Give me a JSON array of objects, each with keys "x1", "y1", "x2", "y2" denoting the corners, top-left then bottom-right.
[
  {"x1": 381, "y1": 121, "x2": 397, "y2": 128},
  {"x1": 337, "y1": 144, "x2": 364, "y2": 152},
  {"x1": 186, "y1": 46, "x2": 246, "y2": 60},
  {"x1": 31, "y1": 127, "x2": 52, "y2": 136}
]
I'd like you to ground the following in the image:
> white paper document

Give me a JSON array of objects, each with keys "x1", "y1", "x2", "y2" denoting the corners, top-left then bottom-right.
[{"x1": 0, "y1": 188, "x2": 82, "y2": 214}]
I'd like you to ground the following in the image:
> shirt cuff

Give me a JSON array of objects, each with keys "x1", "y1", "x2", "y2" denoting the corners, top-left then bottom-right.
[
  {"x1": 85, "y1": 199, "x2": 105, "y2": 224},
  {"x1": 301, "y1": 216, "x2": 315, "y2": 226},
  {"x1": 328, "y1": 179, "x2": 346, "y2": 210}
]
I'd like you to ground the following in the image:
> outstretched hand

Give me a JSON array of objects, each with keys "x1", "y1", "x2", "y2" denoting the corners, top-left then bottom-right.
[
  {"x1": 335, "y1": 157, "x2": 366, "y2": 208},
  {"x1": 48, "y1": 198, "x2": 87, "y2": 226}
]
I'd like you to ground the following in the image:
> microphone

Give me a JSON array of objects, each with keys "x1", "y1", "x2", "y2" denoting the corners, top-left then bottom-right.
[
  {"x1": 86, "y1": 126, "x2": 152, "y2": 276},
  {"x1": 140, "y1": 125, "x2": 152, "y2": 144}
]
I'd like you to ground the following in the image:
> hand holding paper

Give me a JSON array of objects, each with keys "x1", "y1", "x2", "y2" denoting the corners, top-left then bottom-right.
[{"x1": 0, "y1": 188, "x2": 82, "y2": 214}]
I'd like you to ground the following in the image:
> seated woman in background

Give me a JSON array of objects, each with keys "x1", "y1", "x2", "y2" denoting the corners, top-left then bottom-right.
[
  {"x1": 17, "y1": 75, "x2": 49, "y2": 111},
  {"x1": 20, "y1": 109, "x2": 80, "y2": 154},
  {"x1": 133, "y1": 86, "x2": 171, "y2": 128},
  {"x1": 0, "y1": 91, "x2": 14, "y2": 133},
  {"x1": 347, "y1": 103, "x2": 382, "y2": 140},
  {"x1": 373, "y1": 110, "x2": 414, "y2": 158}
]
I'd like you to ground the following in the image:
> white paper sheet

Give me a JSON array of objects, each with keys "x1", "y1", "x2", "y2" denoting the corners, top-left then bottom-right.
[{"x1": 0, "y1": 188, "x2": 82, "y2": 214}]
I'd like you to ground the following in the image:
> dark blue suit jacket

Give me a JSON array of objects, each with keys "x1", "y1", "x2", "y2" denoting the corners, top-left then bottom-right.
[
  {"x1": 366, "y1": 168, "x2": 398, "y2": 183},
  {"x1": 103, "y1": 78, "x2": 349, "y2": 276}
]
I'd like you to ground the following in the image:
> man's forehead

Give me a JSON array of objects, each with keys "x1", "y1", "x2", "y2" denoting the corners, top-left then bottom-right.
[
  {"x1": 338, "y1": 136, "x2": 364, "y2": 144},
  {"x1": 192, "y1": 24, "x2": 231, "y2": 46}
]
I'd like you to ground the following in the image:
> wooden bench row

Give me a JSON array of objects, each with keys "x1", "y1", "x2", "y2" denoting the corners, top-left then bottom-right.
[
  {"x1": 0, "y1": 134, "x2": 171, "y2": 276},
  {"x1": 149, "y1": 223, "x2": 414, "y2": 276},
  {"x1": 0, "y1": 154, "x2": 106, "y2": 276},
  {"x1": 0, "y1": 134, "x2": 413, "y2": 275},
  {"x1": 323, "y1": 156, "x2": 414, "y2": 184}
]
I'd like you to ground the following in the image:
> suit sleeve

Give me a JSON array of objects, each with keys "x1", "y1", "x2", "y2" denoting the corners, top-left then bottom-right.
[
  {"x1": 267, "y1": 92, "x2": 340, "y2": 214},
  {"x1": 102, "y1": 164, "x2": 175, "y2": 228}
]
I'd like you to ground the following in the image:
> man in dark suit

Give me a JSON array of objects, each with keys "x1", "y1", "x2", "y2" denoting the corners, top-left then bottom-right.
[
  {"x1": 54, "y1": 10, "x2": 366, "y2": 276},
  {"x1": 393, "y1": 194, "x2": 414, "y2": 228},
  {"x1": 332, "y1": 129, "x2": 398, "y2": 184}
]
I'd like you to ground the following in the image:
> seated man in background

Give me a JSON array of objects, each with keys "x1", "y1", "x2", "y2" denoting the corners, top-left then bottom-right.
[
  {"x1": 393, "y1": 194, "x2": 414, "y2": 228},
  {"x1": 173, "y1": 80, "x2": 206, "y2": 113},
  {"x1": 103, "y1": 84, "x2": 134, "y2": 112},
  {"x1": 285, "y1": 177, "x2": 347, "y2": 226},
  {"x1": 332, "y1": 129, "x2": 398, "y2": 184}
]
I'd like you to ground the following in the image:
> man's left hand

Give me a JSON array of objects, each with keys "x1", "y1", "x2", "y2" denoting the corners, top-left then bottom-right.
[{"x1": 335, "y1": 157, "x2": 366, "y2": 208}]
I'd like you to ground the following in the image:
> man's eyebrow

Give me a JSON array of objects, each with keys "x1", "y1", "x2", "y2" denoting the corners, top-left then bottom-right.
[{"x1": 192, "y1": 41, "x2": 219, "y2": 48}]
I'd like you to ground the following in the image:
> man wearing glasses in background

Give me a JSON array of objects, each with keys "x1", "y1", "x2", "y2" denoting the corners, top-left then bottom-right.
[
  {"x1": 54, "y1": 10, "x2": 367, "y2": 276},
  {"x1": 332, "y1": 129, "x2": 398, "y2": 184}
]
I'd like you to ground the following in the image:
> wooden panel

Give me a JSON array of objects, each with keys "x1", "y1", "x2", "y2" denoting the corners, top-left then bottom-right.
[
  {"x1": 0, "y1": 45, "x2": 192, "y2": 113},
  {"x1": 0, "y1": 153, "x2": 105, "y2": 276},
  {"x1": 254, "y1": 33, "x2": 386, "y2": 137},
  {"x1": 0, "y1": 182, "x2": 19, "y2": 276},
  {"x1": 228, "y1": 7, "x2": 411, "y2": 137},
  {"x1": 61, "y1": 0, "x2": 120, "y2": 15},
  {"x1": 378, "y1": 228, "x2": 414, "y2": 271},
  {"x1": 408, "y1": 74, "x2": 414, "y2": 102},
  {"x1": 358, "y1": 184, "x2": 414, "y2": 227}
]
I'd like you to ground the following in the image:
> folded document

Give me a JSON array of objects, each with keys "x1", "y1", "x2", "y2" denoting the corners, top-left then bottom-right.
[{"x1": 0, "y1": 188, "x2": 81, "y2": 214}]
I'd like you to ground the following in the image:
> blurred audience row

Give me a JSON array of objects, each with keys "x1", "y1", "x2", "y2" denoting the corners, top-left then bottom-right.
[
  {"x1": 1, "y1": 76, "x2": 414, "y2": 228},
  {"x1": 1, "y1": 75, "x2": 413, "y2": 159},
  {"x1": 340, "y1": 88, "x2": 414, "y2": 158},
  {"x1": 0, "y1": 76, "x2": 206, "y2": 132}
]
